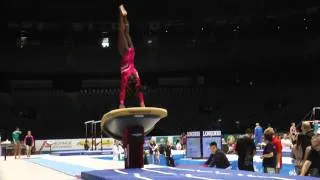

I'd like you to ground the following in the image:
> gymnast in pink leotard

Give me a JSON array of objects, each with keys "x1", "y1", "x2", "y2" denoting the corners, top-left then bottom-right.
[{"x1": 118, "y1": 4, "x2": 145, "y2": 109}]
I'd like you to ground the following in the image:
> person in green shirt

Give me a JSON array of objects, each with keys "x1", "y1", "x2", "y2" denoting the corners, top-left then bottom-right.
[{"x1": 12, "y1": 127, "x2": 22, "y2": 159}]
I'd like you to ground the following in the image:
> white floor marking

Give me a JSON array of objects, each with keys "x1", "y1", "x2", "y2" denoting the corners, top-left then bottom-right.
[
  {"x1": 142, "y1": 168, "x2": 177, "y2": 175},
  {"x1": 247, "y1": 174, "x2": 295, "y2": 180},
  {"x1": 114, "y1": 169, "x2": 128, "y2": 174},
  {"x1": 168, "y1": 167, "x2": 196, "y2": 172},
  {"x1": 196, "y1": 169, "x2": 214, "y2": 173},
  {"x1": 215, "y1": 170, "x2": 232, "y2": 175},
  {"x1": 134, "y1": 173, "x2": 153, "y2": 180},
  {"x1": 185, "y1": 174, "x2": 222, "y2": 180}
]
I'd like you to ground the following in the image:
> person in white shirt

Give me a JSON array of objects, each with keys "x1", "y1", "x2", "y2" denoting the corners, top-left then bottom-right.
[
  {"x1": 175, "y1": 140, "x2": 182, "y2": 150},
  {"x1": 112, "y1": 140, "x2": 124, "y2": 161},
  {"x1": 281, "y1": 133, "x2": 293, "y2": 150}
]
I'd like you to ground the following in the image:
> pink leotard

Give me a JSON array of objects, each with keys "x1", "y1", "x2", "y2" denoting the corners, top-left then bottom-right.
[{"x1": 119, "y1": 47, "x2": 144, "y2": 106}]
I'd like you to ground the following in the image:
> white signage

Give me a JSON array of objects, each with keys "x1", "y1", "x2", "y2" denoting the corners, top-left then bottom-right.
[
  {"x1": 202, "y1": 131, "x2": 221, "y2": 137},
  {"x1": 35, "y1": 138, "x2": 114, "y2": 152},
  {"x1": 187, "y1": 131, "x2": 201, "y2": 137}
]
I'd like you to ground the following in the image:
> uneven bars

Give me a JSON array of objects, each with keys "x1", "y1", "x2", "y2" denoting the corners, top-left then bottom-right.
[
  {"x1": 84, "y1": 120, "x2": 95, "y2": 124},
  {"x1": 313, "y1": 107, "x2": 320, "y2": 111}
]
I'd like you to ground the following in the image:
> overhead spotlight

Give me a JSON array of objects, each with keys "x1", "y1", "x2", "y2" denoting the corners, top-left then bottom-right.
[
  {"x1": 101, "y1": 38, "x2": 110, "y2": 48},
  {"x1": 201, "y1": 27, "x2": 204, "y2": 31},
  {"x1": 101, "y1": 32, "x2": 110, "y2": 48},
  {"x1": 236, "y1": 25, "x2": 240, "y2": 29},
  {"x1": 305, "y1": 26, "x2": 308, "y2": 30},
  {"x1": 16, "y1": 30, "x2": 28, "y2": 48},
  {"x1": 233, "y1": 29, "x2": 237, "y2": 32},
  {"x1": 165, "y1": 29, "x2": 168, "y2": 33},
  {"x1": 277, "y1": 26, "x2": 280, "y2": 30},
  {"x1": 304, "y1": 18, "x2": 306, "y2": 21},
  {"x1": 145, "y1": 32, "x2": 157, "y2": 47}
]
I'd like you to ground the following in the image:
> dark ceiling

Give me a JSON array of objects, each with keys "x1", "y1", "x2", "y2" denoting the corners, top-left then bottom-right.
[
  {"x1": 3, "y1": 1, "x2": 320, "y2": 75},
  {"x1": 5, "y1": 0, "x2": 320, "y2": 21}
]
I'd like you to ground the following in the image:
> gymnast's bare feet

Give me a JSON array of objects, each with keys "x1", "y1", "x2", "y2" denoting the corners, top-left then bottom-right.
[
  {"x1": 119, "y1": 4, "x2": 127, "y2": 16},
  {"x1": 119, "y1": 104, "x2": 125, "y2": 109},
  {"x1": 140, "y1": 102, "x2": 145, "y2": 107}
]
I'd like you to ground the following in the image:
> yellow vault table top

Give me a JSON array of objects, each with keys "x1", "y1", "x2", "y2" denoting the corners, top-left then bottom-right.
[{"x1": 101, "y1": 107, "x2": 168, "y2": 140}]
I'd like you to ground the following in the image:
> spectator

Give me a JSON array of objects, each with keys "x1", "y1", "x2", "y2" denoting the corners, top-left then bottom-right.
[
  {"x1": 261, "y1": 133, "x2": 276, "y2": 174},
  {"x1": 24, "y1": 130, "x2": 35, "y2": 158},
  {"x1": 165, "y1": 141, "x2": 175, "y2": 167},
  {"x1": 148, "y1": 140, "x2": 157, "y2": 164},
  {"x1": 254, "y1": 123, "x2": 263, "y2": 145},
  {"x1": 12, "y1": 127, "x2": 22, "y2": 159},
  {"x1": 158, "y1": 139, "x2": 166, "y2": 155},
  {"x1": 112, "y1": 140, "x2": 124, "y2": 161},
  {"x1": 204, "y1": 141, "x2": 230, "y2": 169},
  {"x1": 154, "y1": 146, "x2": 160, "y2": 165},
  {"x1": 175, "y1": 139, "x2": 182, "y2": 150},
  {"x1": 235, "y1": 128, "x2": 256, "y2": 171},
  {"x1": 292, "y1": 134, "x2": 312, "y2": 175},
  {"x1": 302, "y1": 121, "x2": 315, "y2": 140},
  {"x1": 290, "y1": 122, "x2": 297, "y2": 139},
  {"x1": 227, "y1": 135, "x2": 236, "y2": 154},
  {"x1": 300, "y1": 134, "x2": 320, "y2": 177},
  {"x1": 264, "y1": 127, "x2": 282, "y2": 174},
  {"x1": 143, "y1": 151, "x2": 149, "y2": 164},
  {"x1": 180, "y1": 132, "x2": 187, "y2": 150},
  {"x1": 281, "y1": 133, "x2": 293, "y2": 150},
  {"x1": 84, "y1": 139, "x2": 90, "y2": 150}
]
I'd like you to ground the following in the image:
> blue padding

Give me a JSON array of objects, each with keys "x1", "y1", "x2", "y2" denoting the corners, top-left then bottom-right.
[
  {"x1": 51, "y1": 150, "x2": 113, "y2": 156},
  {"x1": 81, "y1": 166, "x2": 317, "y2": 180},
  {"x1": 26, "y1": 158, "x2": 94, "y2": 176},
  {"x1": 95, "y1": 156, "x2": 114, "y2": 161},
  {"x1": 178, "y1": 159, "x2": 296, "y2": 176}
]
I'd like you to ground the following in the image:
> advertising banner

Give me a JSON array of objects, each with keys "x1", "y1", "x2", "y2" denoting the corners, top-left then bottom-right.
[
  {"x1": 186, "y1": 131, "x2": 201, "y2": 158},
  {"x1": 35, "y1": 138, "x2": 114, "y2": 152},
  {"x1": 202, "y1": 131, "x2": 222, "y2": 158}
]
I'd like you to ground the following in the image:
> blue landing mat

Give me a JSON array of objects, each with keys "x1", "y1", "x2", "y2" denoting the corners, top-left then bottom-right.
[
  {"x1": 51, "y1": 149, "x2": 112, "y2": 156},
  {"x1": 26, "y1": 158, "x2": 94, "y2": 176},
  {"x1": 81, "y1": 167, "x2": 317, "y2": 180},
  {"x1": 97, "y1": 155, "x2": 296, "y2": 176}
]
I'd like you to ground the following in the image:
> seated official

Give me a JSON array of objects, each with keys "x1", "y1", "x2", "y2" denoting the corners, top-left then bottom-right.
[{"x1": 204, "y1": 141, "x2": 230, "y2": 169}]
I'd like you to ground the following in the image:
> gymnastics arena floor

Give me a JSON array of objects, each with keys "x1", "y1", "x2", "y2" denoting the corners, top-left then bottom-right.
[{"x1": 0, "y1": 153, "x2": 318, "y2": 180}]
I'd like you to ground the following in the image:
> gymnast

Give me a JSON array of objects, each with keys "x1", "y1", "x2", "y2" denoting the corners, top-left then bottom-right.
[{"x1": 118, "y1": 3, "x2": 145, "y2": 109}]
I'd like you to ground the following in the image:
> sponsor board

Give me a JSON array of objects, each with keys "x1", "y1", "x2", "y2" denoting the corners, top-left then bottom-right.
[{"x1": 35, "y1": 138, "x2": 114, "y2": 151}]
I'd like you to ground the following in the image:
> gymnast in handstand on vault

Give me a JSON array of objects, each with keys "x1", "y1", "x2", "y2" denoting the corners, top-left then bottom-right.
[{"x1": 118, "y1": 3, "x2": 145, "y2": 109}]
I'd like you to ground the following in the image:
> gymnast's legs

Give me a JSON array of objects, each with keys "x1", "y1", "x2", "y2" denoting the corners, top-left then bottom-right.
[{"x1": 118, "y1": 4, "x2": 145, "y2": 108}]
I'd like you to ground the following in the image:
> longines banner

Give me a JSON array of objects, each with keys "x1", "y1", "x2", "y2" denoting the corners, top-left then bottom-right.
[{"x1": 35, "y1": 138, "x2": 114, "y2": 151}]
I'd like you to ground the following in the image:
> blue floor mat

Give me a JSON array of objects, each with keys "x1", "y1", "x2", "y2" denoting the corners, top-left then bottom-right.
[
  {"x1": 25, "y1": 158, "x2": 95, "y2": 176},
  {"x1": 81, "y1": 167, "x2": 318, "y2": 180}
]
